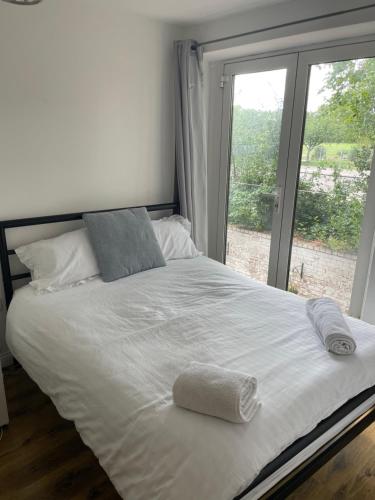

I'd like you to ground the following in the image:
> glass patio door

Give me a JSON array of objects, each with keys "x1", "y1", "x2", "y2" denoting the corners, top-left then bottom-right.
[
  {"x1": 218, "y1": 40, "x2": 375, "y2": 317},
  {"x1": 217, "y1": 54, "x2": 298, "y2": 286}
]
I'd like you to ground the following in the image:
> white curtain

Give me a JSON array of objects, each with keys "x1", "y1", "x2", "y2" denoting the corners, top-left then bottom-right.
[{"x1": 175, "y1": 39, "x2": 207, "y2": 254}]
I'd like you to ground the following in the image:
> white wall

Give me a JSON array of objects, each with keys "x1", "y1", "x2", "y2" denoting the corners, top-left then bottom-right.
[{"x1": 0, "y1": 0, "x2": 181, "y2": 362}]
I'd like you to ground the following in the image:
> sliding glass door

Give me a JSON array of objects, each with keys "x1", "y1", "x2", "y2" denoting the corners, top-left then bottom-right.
[{"x1": 218, "y1": 40, "x2": 375, "y2": 317}]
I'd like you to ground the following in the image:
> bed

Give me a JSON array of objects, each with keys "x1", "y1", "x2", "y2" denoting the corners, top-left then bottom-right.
[{"x1": 1, "y1": 203, "x2": 375, "y2": 500}]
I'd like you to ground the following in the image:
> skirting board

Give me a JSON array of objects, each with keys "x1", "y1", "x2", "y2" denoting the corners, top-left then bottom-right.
[{"x1": 0, "y1": 350, "x2": 13, "y2": 368}]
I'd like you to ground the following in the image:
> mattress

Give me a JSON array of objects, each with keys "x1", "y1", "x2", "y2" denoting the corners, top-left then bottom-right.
[{"x1": 6, "y1": 256, "x2": 375, "y2": 500}]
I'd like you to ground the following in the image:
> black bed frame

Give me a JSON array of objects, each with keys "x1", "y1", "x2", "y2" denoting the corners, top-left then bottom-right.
[
  {"x1": 0, "y1": 202, "x2": 374, "y2": 499},
  {"x1": 0, "y1": 202, "x2": 179, "y2": 307}
]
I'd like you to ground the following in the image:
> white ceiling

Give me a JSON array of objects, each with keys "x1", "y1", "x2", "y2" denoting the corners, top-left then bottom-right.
[{"x1": 123, "y1": 0, "x2": 289, "y2": 25}]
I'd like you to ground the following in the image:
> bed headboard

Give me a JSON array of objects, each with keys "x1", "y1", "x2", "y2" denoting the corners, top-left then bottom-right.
[{"x1": 0, "y1": 202, "x2": 179, "y2": 308}]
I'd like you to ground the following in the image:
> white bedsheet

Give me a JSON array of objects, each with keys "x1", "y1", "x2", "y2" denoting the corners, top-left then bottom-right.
[{"x1": 6, "y1": 257, "x2": 375, "y2": 500}]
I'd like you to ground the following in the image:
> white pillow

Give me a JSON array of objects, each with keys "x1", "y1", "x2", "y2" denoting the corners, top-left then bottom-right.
[
  {"x1": 16, "y1": 228, "x2": 99, "y2": 292},
  {"x1": 152, "y1": 216, "x2": 201, "y2": 260}
]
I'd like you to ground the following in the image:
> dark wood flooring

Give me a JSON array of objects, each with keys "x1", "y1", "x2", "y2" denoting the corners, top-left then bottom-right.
[{"x1": 0, "y1": 366, "x2": 374, "y2": 499}]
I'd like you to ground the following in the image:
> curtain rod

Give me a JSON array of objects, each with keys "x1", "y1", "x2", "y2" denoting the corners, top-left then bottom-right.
[{"x1": 196, "y1": 3, "x2": 375, "y2": 48}]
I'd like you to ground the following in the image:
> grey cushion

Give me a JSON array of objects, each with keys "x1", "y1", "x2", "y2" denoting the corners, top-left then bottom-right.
[{"x1": 83, "y1": 207, "x2": 166, "y2": 282}]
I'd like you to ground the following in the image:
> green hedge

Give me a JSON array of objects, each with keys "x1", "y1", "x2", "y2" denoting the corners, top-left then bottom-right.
[{"x1": 228, "y1": 158, "x2": 370, "y2": 253}]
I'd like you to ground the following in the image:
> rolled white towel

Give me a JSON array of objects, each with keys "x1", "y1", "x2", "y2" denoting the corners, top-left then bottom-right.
[
  {"x1": 173, "y1": 362, "x2": 260, "y2": 423},
  {"x1": 306, "y1": 297, "x2": 356, "y2": 355}
]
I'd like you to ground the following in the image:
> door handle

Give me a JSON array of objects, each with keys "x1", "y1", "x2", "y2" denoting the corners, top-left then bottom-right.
[{"x1": 274, "y1": 185, "x2": 283, "y2": 214}]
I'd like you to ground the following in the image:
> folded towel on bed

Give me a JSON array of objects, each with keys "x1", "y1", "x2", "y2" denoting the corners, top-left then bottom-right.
[
  {"x1": 306, "y1": 298, "x2": 356, "y2": 355},
  {"x1": 173, "y1": 362, "x2": 260, "y2": 423}
]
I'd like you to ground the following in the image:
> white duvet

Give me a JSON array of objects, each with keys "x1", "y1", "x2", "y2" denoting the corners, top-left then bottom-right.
[{"x1": 6, "y1": 257, "x2": 375, "y2": 500}]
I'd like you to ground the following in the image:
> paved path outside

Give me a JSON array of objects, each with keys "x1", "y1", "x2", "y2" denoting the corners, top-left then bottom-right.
[{"x1": 226, "y1": 225, "x2": 356, "y2": 312}]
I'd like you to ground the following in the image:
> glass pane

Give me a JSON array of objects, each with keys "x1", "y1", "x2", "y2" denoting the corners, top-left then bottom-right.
[
  {"x1": 226, "y1": 69, "x2": 287, "y2": 284},
  {"x1": 288, "y1": 59, "x2": 375, "y2": 312}
]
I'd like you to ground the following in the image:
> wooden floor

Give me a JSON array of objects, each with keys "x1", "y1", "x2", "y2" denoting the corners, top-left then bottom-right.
[{"x1": 0, "y1": 367, "x2": 374, "y2": 499}]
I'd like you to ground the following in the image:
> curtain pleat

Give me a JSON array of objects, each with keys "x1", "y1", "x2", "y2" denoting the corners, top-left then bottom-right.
[{"x1": 175, "y1": 40, "x2": 207, "y2": 254}]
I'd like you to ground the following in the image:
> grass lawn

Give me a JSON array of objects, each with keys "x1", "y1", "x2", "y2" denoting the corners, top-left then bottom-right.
[
  {"x1": 322, "y1": 143, "x2": 357, "y2": 157},
  {"x1": 301, "y1": 143, "x2": 357, "y2": 162}
]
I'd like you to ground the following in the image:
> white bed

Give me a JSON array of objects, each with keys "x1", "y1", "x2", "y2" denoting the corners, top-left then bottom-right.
[{"x1": 6, "y1": 256, "x2": 375, "y2": 500}]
